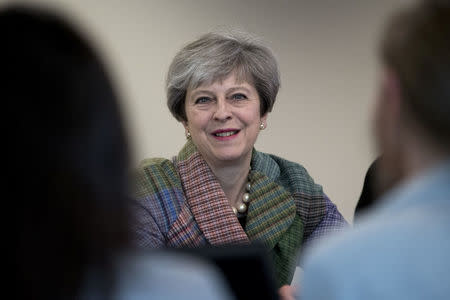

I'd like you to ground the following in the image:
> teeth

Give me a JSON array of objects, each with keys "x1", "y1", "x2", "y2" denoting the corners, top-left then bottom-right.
[{"x1": 215, "y1": 131, "x2": 237, "y2": 137}]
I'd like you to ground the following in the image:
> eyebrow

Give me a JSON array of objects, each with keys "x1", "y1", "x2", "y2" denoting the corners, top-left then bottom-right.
[
  {"x1": 226, "y1": 86, "x2": 251, "y2": 94},
  {"x1": 190, "y1": 86, "x2": 251, "y2": 98},
  {"x1": 190, "y1": 90, "x2": 215, "y2": 99}
]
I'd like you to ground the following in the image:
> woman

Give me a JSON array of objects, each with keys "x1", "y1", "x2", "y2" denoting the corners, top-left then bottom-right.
[
  {"x1": 5, "y1": 6, "x2": 232, "y2": 300},
  {"x1": 133, "y1": 30, "x2": 347, "y2": 289}
]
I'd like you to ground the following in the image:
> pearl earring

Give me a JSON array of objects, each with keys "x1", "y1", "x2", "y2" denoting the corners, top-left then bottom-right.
[
  {"x1": 260, "y1": 123, "x2": 265, "y2": 130},
  {"x1": 186, "y1": 130, "x2": 191, "y2": 139}
]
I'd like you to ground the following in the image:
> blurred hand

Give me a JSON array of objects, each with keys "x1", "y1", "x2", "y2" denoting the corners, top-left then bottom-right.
[{"x1": 278, "y1": 284, "x2": 298, "y2": 300}]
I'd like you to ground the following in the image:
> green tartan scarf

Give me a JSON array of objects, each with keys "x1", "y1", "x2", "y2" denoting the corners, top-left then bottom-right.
[{"x1": 174, "y1": 140, "x2": 324, "y2": 286}]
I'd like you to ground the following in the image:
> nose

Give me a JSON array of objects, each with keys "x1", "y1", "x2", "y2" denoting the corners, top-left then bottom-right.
[{"x1": 213, "y1": 98, "x2": 232, "y2": 121}]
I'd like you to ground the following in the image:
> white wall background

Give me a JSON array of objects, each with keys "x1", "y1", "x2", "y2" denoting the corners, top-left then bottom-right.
[{"x1": 2, "y1": 0, "x2": 412, "y2": 222}]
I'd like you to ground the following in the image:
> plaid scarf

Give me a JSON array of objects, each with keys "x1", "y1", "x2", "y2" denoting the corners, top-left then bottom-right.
[{"x1": 135, "y1": 140, "x2": 326, "y2": 286}]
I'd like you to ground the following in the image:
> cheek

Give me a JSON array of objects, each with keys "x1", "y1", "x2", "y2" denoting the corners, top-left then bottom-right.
[
  {"x1": 243, "y1": 106, "x2": 262, "y2": 125},
  {"x1": 186, "y1": 111, "x2": 208, "y2": 129}
]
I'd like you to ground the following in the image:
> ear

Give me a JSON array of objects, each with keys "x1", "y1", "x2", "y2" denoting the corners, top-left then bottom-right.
[
  {"x1": 181, "y1": 120, "x2": 189, "y2": 133},
  {"x1": 260, "y1": 113, "x2": 269, "y2": 128},
  {"x1": 384, "y1": 68, "x2": 403, "y2": 116},
  {"x1": 373, "y1": 67, "x2": 404, "y2": 164},
  {"x1": 373, "y1": 68, "x2": 406, "y2": 194}
]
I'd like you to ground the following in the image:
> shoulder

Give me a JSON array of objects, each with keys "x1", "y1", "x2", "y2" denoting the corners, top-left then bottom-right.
[
  {"x1": 138, "y1": 157, "x2": 177, "y2": 177},
  {"x1": 253, "y1": 150, "x2": 323, "y2": 195},
  {"x1": 301, "y1": 206, "x2": 450, "y2": 299},
  {"x1": 135, "y1": 157, "x2": 182, "y2": 197},
  {"x1": 300, "y1": 219, "x2": 390, "y2": 300},
  {"x1": 133, "y1": 157, "x2": 186, "y2": 236},
  {"x1": 253, "y1": 151, "x2": 330, "y2": 236}
]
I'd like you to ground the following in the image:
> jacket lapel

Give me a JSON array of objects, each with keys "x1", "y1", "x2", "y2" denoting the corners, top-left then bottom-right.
[
  {"x1": 175, "y1": 141, "x2": 250, "y2": 245},
  {"x1": 246, "y1": 150, "x2": 296, "y2": 249}
]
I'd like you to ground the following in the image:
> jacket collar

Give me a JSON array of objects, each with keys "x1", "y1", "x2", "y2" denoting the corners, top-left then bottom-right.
[
  {"x1": 247, "y1": 149, "x2": 296, "y2": 249},
  {"x1": 175, "y1": 140, "x2": 296, "y2": 248}
]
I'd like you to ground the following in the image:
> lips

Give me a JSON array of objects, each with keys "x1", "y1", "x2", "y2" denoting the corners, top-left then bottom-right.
[{"x1": 211, "y1": 128, "x2": 240, "y2": 139}]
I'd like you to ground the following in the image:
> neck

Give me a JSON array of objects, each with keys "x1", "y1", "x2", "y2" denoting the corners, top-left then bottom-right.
[
  {"x1": 404, "y1": 141, "x2": 449, "y2": 180},
  {"x1": 401, "y1": 129, "x2": 450, "y2": 181},
  {"x1": 207, "y1": 155, "x2": 251, "y2": 207}
]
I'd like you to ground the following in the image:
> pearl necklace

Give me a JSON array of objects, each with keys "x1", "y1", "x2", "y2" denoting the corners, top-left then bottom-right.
[{"x1": 231, "y1": 172, "x2": 252, "y2": 215}]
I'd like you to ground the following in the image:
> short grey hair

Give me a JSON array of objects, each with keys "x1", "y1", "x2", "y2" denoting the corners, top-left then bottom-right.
[{"x1": 166, "y1": 30, "x2": 280, "y2": 122}]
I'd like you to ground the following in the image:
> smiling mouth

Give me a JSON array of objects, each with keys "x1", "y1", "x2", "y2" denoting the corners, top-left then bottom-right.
[
  {"x1": 214, "y1": 130, "x2": 239, "y2": 137},
  {"x1": 211, "y1": 129, "x2": 240, "y2": 139}
]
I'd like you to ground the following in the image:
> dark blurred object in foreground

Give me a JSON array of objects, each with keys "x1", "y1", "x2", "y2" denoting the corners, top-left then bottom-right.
[
  {"x1": 3, "y1": 5, "x2": 131, "y2": 300},
  {"x1": 4, "y1": 5, "x2": 233, "y2": 300}
]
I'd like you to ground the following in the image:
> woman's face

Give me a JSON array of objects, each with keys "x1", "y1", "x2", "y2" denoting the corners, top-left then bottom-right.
[{"x1": 184, "y1": 73, "x2": 267, "y2": 167}]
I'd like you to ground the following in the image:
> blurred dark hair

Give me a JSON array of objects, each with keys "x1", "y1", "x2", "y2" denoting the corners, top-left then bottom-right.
[
  {"x1": 379, "y1": 0, "x2": 450, "y2": 147},
  {"x1": 2, "y1": 5, "x2": 131, "y2": 300},
  {"x1": 355, "y1": 158, "x2": 380, "y2": 219},
  {"x1": 354, "y1": 156, "x2": 400, "y2": 220}
]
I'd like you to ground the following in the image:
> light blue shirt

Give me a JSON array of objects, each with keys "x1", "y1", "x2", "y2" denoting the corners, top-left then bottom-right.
[
  {"x1": 115, "y1": 252, "x2": 234, "y2": 300},
  {"x1": 300, "y1": 160, "x2": 450, "y2": 300}
]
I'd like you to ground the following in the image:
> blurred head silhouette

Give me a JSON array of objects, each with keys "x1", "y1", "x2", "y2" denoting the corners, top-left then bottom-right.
[
  {"x1": 3, "y1": 5, "x2": 131, "y2": 300},
  {"x1": 373, "y1": 0, "x2": 450, "y2": 192}
]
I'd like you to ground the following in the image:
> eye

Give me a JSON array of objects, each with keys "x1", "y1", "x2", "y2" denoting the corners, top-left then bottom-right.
[
  {"x1": 231, "y1": 93, "x2": 247, "y2": 100},
  {"x1": 195, "y1": 96, "x2": 211, "y2": 104}
]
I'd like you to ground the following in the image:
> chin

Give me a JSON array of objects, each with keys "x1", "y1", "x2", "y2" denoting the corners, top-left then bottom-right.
[
  {"x1": 215, "y1": 153, "x2": 243, "y2": 162},
  {"x1": 212, "y1": 149, "x2": 247, "y2": 163}
]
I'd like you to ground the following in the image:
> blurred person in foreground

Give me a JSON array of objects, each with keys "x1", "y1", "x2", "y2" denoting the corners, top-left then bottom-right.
[
  {"x1": 4, "y1": 5, "x2": 233, "y2": 300},
  {"x1": 132, "y1": 29, "x2": 347, "y2": 298},
  {"x1": 300, "y1": 1, "x2": 450, "y2": 299}
]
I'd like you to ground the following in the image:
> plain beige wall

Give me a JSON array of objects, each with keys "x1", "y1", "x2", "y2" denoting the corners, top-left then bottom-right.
[{"x1": 2, "y1": 0, "x2": 412, "y2": 222}]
